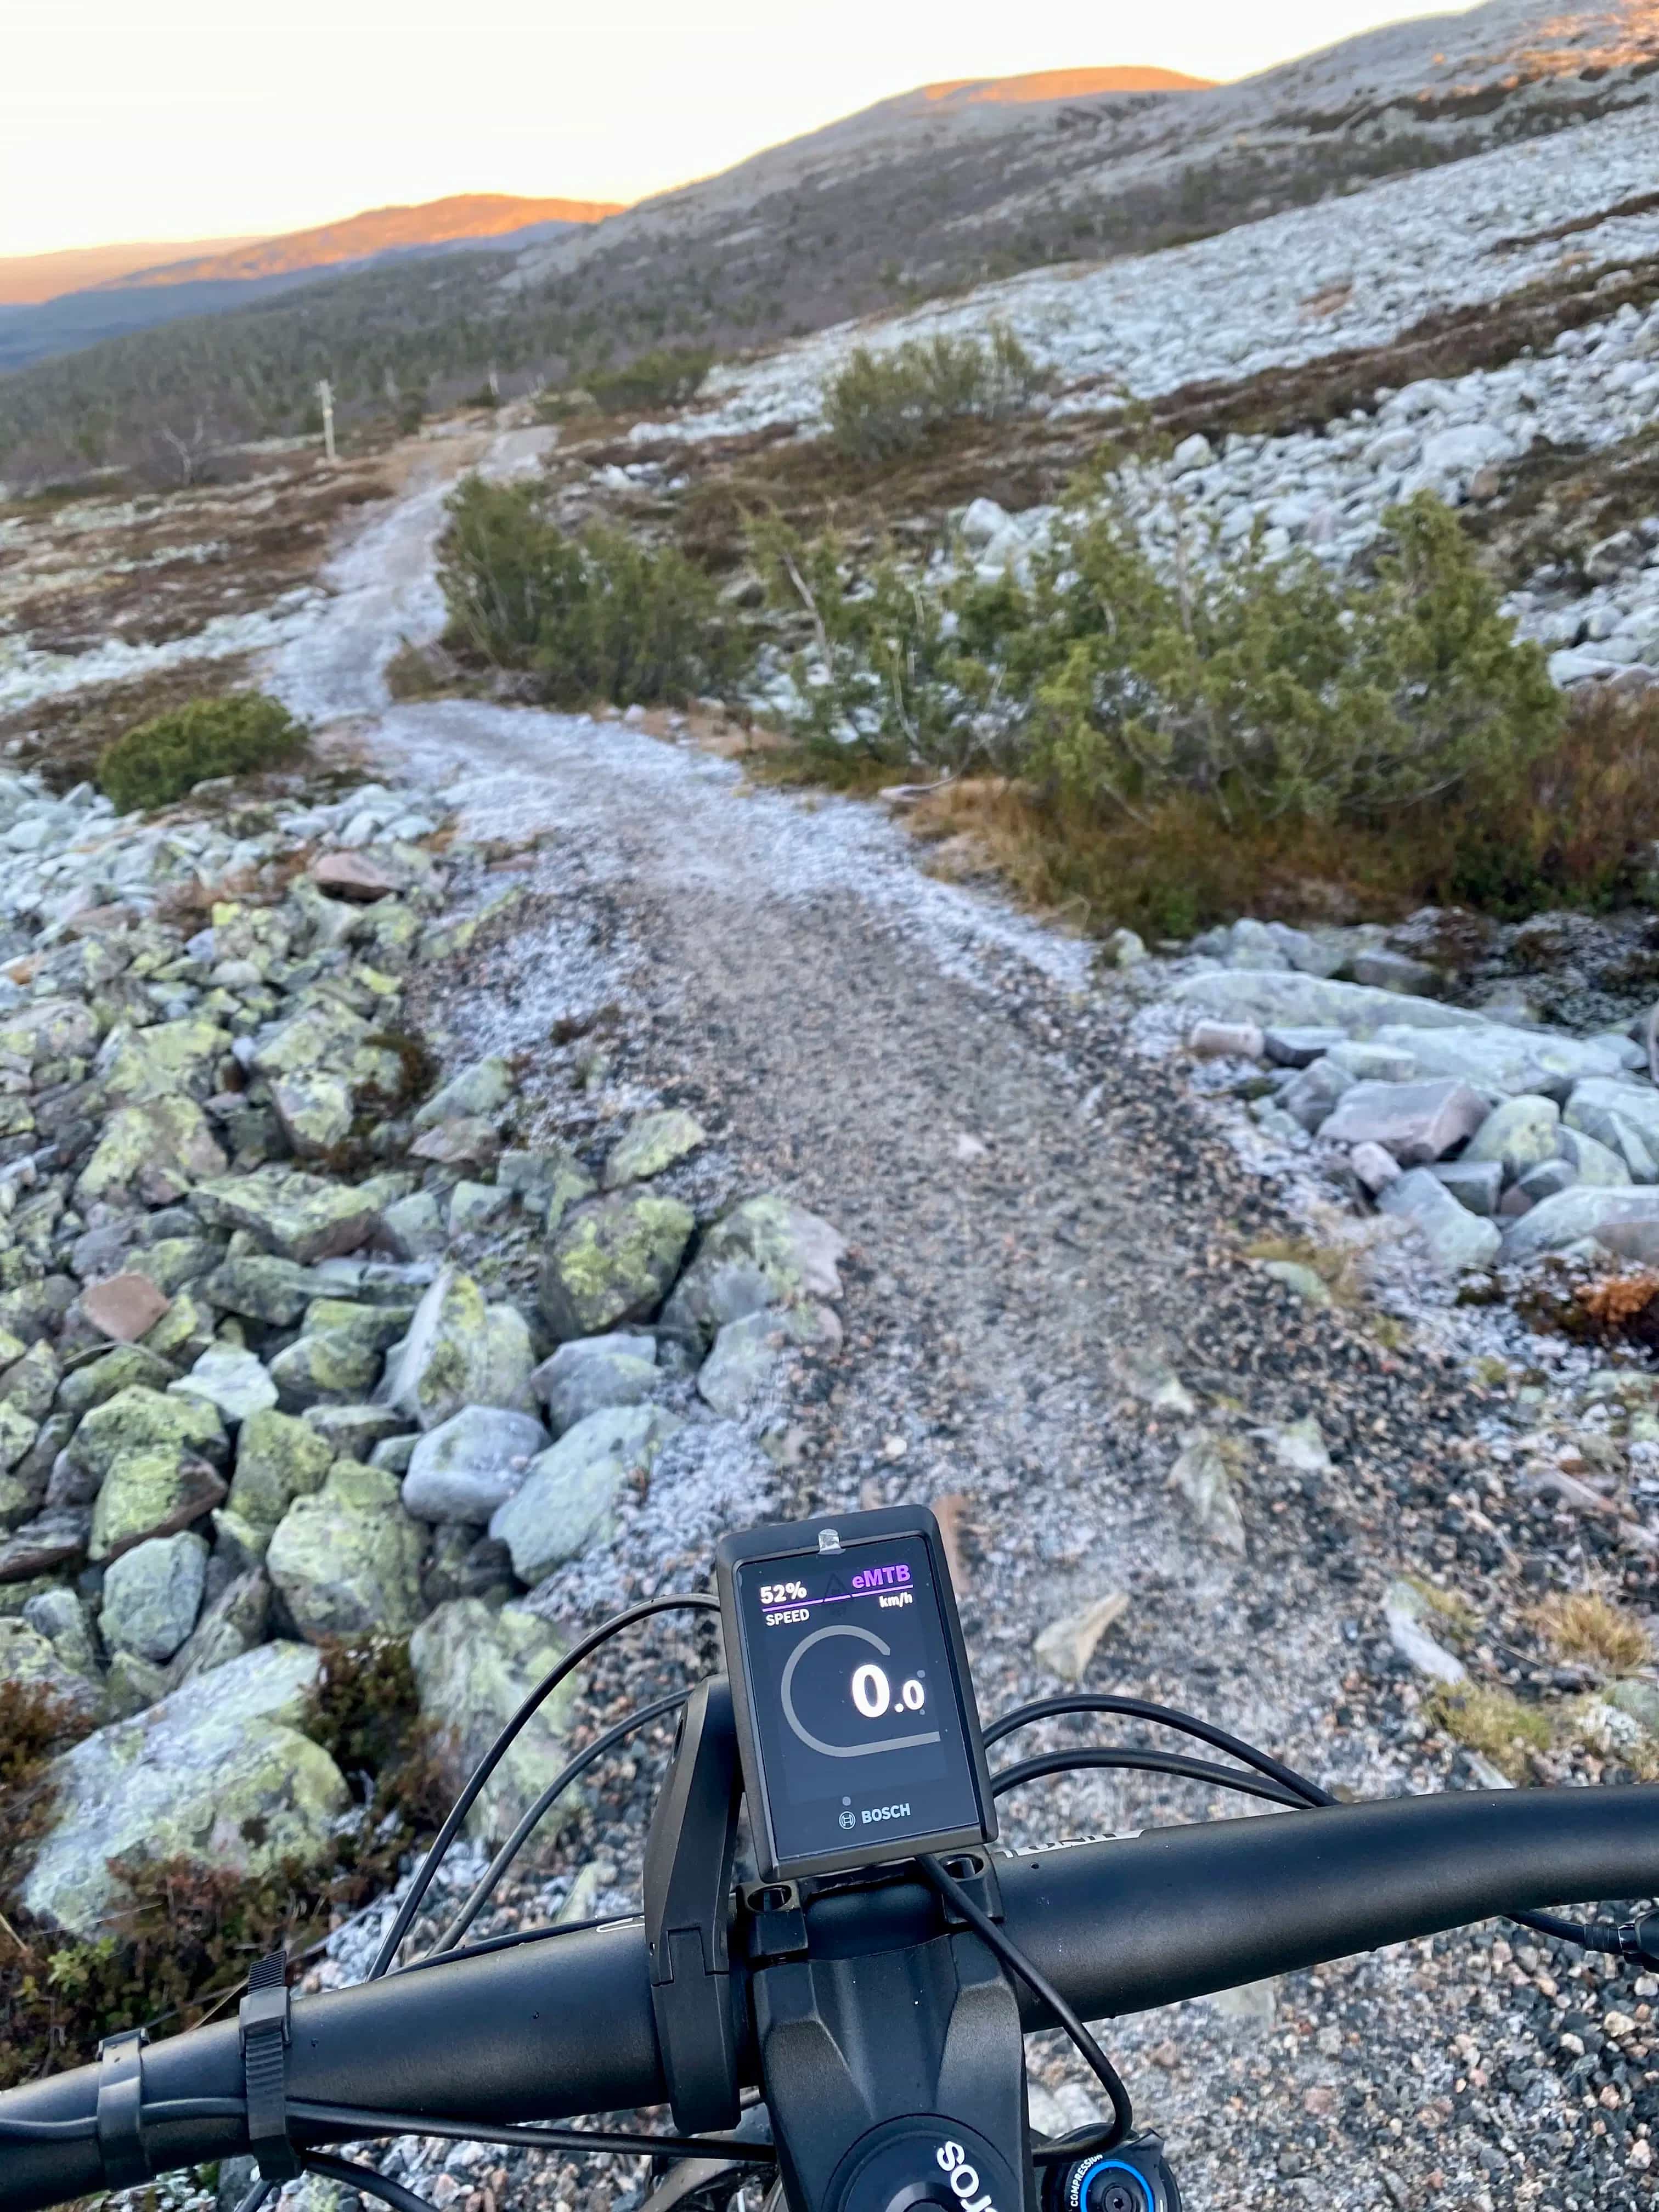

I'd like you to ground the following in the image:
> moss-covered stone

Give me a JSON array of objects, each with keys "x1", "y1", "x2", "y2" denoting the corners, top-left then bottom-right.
[
  {"x1": 266, "y1": 1460, "x2": 427, "y2": 1640},
  {"x1": 191, "y1": 1167, "x2": 380, "y2": 1264},
  {"x1": 75, "y1": 1098, "x2": 228, "y2": 1207},
  {"x1": 601, "y1": 1108, "x2": 707, "y2": 1189},
  {"x1": 68, "y1": 1384, "x2": 227, "y2": 1486},
  {"x1": 227, "y1": 1408, "x2": 334, "y2": 1529},
  {"x1": 96, "y1": 1016, "x2": 232, "y2": 1104},
  {"x1": 268, "y1": 1327, "x2": 384, "y2": 1410},
  {"x1": 538, "y1": 1191, "x2": 695, "y2": 1341},
  {"x1": 88, "y1": 1448, "x2": 227, "y2": 1562},
  {"x1": 409, "y1": 1601, "x2": 577, "y2": 1852},
  {"x1": 378, "y1": 1269, "x2": 522, "y2": 1430},
  {"x1": 661, "y1": 1195, "x2": 846, "y2": 1347},
  {"x1": 1, "y1": 1338, "x2": 59, "y2": 1423},
  {"x1": 201, "y1": 1255, "x2": 320, "y2": 1326},
  {"x1": 21, "y1": 1642, "x2": 348, "y2": 1935},
  {"x1": 58, "y1": 1345, "x2": 179, "y2": 1420},
  {"x1": 140, "y1": 1290, "x2": 217, "y2": 1368}
]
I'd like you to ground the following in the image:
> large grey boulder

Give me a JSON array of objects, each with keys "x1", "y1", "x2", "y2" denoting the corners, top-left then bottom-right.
[
  {"x1": 100, "y1": 1530, "x2": 208, "y2": 1663},
  {"x1": 1500, "y1": 1186, "x2": 1659, "y2": 1263},
  {"x1": 67, "y1": 1385, "x2": 228, "y2": 1486},
  {"x1": 490, "y1": 1404, "x2": 682, "y2": 1585},
  {"x1": 266, "y1": 1460, "x2": 426, "y2": 1640},
  {"x1": 1463, "y1": 1095, "x2": 1561, "y2": 1178},
  {"x1": 531, "y1": 1333, "x2": 658, "y2": 1435},
  {"x1": 1371, "y1": 1023, "x2": 1635, "y2": 1103},
  {"x1": 660, "y1": 1196, "x2": 845, "y2": 1347},
  {"x1": 202, "y1": 1256, "x2": 322, "y2": 1327},
  {"x1": 538, "y1": 1192, "x2": 696, "y2": 1340},
  {"x1": 1565, "y1": 1079, "x2": 1659, "y2": 1182},
  {"x1": 409, "y1": 1600, "x2": 578, "y2": 1853},
  {"x1": 1378, "y1": 1168, "x2": 1501, "y2": 1273},
  {"x1": 1169, "y1": 971, "x2": 1485, "y2": 1039},
  {"x1": 20, "y1": 1641, "x2": 348, "y2": 1934},
  {"x1": 403, "y1": 1406, "x2": 548, "y2": 1523},
  {"x1": 76, "y1": 1098, "x2": 228, "y2": 1208},
  {"x1": 1317, "y1": 1078, "x2": 1488, "y2": 1165},
  {"x1": 167, "y1": 1568, "x2": 271, "y2": 1684},
  {"x1": 412, "y1": 1055, "x2": 514, "y2": 1131},
  {"x1": 97, "y1": 1016, "x2": 231, "y2": 1104}
]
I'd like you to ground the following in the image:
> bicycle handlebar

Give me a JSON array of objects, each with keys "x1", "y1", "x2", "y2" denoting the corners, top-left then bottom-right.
[{"x1": 5, "y1": 1787, "x2": 1659, "y2": 2212}]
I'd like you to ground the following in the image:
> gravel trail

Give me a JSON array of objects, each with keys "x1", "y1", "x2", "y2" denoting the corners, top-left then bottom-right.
[{"x1": 266, "y1": 460, "x2": 1649, "y2": 2212}]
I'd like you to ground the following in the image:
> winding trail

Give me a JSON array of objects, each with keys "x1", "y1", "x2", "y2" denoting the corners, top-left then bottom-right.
[{"x1": 263, "y1": 437, "x2": 1606, "y2": 2212}]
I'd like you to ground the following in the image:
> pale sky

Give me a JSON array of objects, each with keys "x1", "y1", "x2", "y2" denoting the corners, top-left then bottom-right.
[{"x1": 4, "y1": 0, "x2": 1462, "y2": 259}]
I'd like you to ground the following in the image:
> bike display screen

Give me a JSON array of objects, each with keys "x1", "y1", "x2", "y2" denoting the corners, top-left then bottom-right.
[{"x1": 725, "y1": 1523, "x2": 992, "y2": 1877}]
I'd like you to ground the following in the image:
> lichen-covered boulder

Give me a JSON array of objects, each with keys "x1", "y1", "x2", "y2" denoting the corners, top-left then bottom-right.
[
  {"x1": 2, "y1": 1339, "x2": 59, "y2": 1423},
  {"x1": 268, "y1": 1326, "x2": 384, "y2": 1410},
  {"x1": 191, "y1": 1168, "x2": 381, "y2": 1265},
  {"x1": 661, "y1": 1195, "x2": 845, "y2": 1347},
  {"x1": 97, "y1": 1017, "x2": 232, "y2": 1104},
  {"x1": 403, "y1": 1406, "x2": 548, "y2": 1523},
  {"x1": 226, "y1": 1409, "x2": 334, "y2": 1531},
  {"x1": 412, "y1": 1055, "x2": 513, "y2": 1131},
  {"x1": 490, "y1": 1404, "x2": 682, "y2": 1585},
  {"x1": 167, "y1": 1568, "x2": 270, "y2": 1685},
  {"x1": 100, "y1": 1530, "x2": 208, "y2": 1662},
  {"x1": 68, "y1": 1385, "x2": 228, "y2": 1487},
  {"x1": 531, "y1": 1333, "x2": 658, "y2": 1436},
  {"x1": 696, "y1": 1302, "x2": 842, "y2": 1418},
  {"x1": 58, "y1": 1345, "x2": 179, "y2": 1420},
  {"x1": 75, "y1": 1098, "x2": 228, "y2": 1208},
  {"x1": 499, "y1": 1144, "x2": 595, "y2": 1232},
  {"x1": 88, "y1": 1448, "x2": 226, "y2": 1562},
  {"x1": 20, "y1": 1641, "x2": 348, "y2": 1934},
  {"x1": 409, "y1": 1599, "x2": 577, "y2": 1853},
  {"x1": 0, "y1": 1615, "x2": 101, "y2": 1725},
  {"x1": 538, "y1": 1192, "x2": 695, "y2": 1342},
  {"x1": 377, "y1": 1269, "x2": 532, "y2": 1430},
  {"x1": 601, "y1": 1108, "x2": 707, "y2": 1189},
  {"x1": 266, "y1": 1460, "x2": 426, "y2": 1640},
  {"x1": 201, "y1": 1256, "x2": 321, "y2": 1327},
  {"x1": 0, "y1": 1400, "x2": 41, "y2": 1528}
]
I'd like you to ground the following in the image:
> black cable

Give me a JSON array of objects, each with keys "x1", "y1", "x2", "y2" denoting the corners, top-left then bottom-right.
[
  {"x1": 917, "y1": 1853, "x2": 1133, "y2": 2161},
  {"x1": 989, "y1": 1695, "x2": 1622, "y2": 1956},
  {"x1": 369, "y1": 1593, "x2": 719, "y2": 1979},
  {"x1": 987, "y1": 1694, "x2": 1333, "y2": 1808},
  {"x1": 991, "y1": 1746, "x2": 1309, "y2": 1813},
  {"x1": 428, "y1": 1689, "x2": 689, "y2": 1958},
  {"x1": 303, "y1": 2152, "x2": 434, "y2": 2212},
  {"x1": 286, "y1": 2101, "x2": 777, "y2": 2164},
  {"x1": 234, "y1": 2180, "x2": 275, "y2": 2212}
]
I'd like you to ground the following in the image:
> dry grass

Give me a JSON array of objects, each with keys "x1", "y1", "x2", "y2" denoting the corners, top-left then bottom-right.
[
  {"x1": 1424, "y1": 1682, "x2": 1552, "y2": 1781},
  {"x1": 1535, "y1": 1591, "x2": 1654, "y2": 1678}
]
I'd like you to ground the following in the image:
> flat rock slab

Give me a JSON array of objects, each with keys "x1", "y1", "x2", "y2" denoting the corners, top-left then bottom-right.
[
  {"x1": 313, "y1": 851, "x2": 398, "y2": 901},
  {"x1": 193, "y1": 1168, "x2": 381, "y2": 1265},
  {"x1": 490, "y1": 1403, "x2": 682, "y2": 1585},
  {"x1": 1317, "y1": 1077, "x2": 1488, "y2": 1165},
  {"x1": 1372, "y1": 1023, "x2": 1638, "y2": 1103},
  {"x1": 1169, "y1": 971, "x2": 1487, "y2": 1039},
  {"x1": 1499, "y1": 1186, "x2": 1659, "y2": 1263}
]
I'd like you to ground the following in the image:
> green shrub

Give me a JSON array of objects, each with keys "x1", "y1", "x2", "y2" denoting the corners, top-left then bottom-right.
[
  {"x1": 96, "y1": 692, "x2": 307, "y2": 813},
  {"x1": 585, "y1": 348, "x2": 714, "y2": 415},
  {"x1": 438, "y1": 476, "x2": 742, "y2": 707},
  {"x1": 823, "y1": 324, "x2": 1043, "y2": 463}
]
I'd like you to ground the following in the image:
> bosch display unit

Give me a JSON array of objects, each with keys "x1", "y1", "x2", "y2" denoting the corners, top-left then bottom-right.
[{"x1": 716, "y1": 1504, "x2": 996, "y2": 1882}]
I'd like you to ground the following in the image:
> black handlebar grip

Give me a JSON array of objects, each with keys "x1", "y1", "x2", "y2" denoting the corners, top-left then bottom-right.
[
  {"x1": 0, "y1": 1917, "x2": 667, "y2": 2212},
  {"x1": 995, "y1": 1787, "x2": 1659, "y2": 2024}
]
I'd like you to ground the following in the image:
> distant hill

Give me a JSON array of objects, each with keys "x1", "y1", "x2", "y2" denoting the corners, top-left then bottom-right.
[
  {"x1": 0, "y1": 194, "x2": 622, "y2": 375},
  {"x1": 108, "y1": 195, "x2": 624, "y2": 290},
  {"x1": 5, "y1": 6, "x2": 1659, "y2": 488},
  {"x1": 0, "y1": 238, "x2": 262, "y2": 307}
]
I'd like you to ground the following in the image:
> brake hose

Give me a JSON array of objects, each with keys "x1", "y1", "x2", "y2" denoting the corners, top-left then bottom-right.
[
  {"x1": 369, "y1": 1592, "x2": 719, "y2": 1979},
  {"x1": 989, "y1": 1692, "x2": 1652, "y2": 1961}
]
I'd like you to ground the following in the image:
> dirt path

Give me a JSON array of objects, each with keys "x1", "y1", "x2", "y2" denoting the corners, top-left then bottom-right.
[{"x1": 264, "y1": 452, "x2": 1636, "y2": 2212}]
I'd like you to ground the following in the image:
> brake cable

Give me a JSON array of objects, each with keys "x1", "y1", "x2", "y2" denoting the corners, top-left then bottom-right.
[
  {"x1": 426, "y1": 1688, "x2": 691, "y2": 1959},
  {"x1": 369, "y1": 1592, "x2": 719, "y2": 1979},
  {"x1": 988, "y1": 1691, "x2": 1653, "y2": 1960}
]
